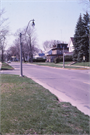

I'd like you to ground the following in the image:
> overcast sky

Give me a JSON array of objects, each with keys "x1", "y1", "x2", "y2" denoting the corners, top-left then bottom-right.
[{"x1": 1, "y1": 0, "x2": 89, "y2": 50}]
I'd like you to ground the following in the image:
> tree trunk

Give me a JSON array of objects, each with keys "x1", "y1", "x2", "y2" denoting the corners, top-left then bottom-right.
[{"x1": 1, "y1": 49, "x2": 4, "y2": 63}]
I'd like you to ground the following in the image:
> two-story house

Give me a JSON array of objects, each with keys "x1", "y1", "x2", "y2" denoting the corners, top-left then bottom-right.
[{"x1": 46, "y1": 43, "x2": 69, "y2": 62}]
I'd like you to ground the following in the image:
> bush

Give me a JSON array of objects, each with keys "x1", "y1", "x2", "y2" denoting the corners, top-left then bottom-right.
[
  {"x1": 54, "y1": 56, "x2": 63, "y2": 63},
  {"x1": 65, "y1": 55, "x2": 73, "y2": 61},
  {"x1": 33, "y1": 58, "x2": 46, "y2": 62},
  {"x1": 54, "y1": 55, "x2": 72, "y2": 63}
]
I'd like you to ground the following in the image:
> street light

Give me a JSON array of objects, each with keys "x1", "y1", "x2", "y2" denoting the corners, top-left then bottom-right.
[{"x1": 20, "y1": 19, "x2": 35, "y2": 77}]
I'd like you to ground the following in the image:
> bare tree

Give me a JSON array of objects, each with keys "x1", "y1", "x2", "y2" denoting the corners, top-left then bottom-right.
[
  {"x1": 11, "y1": 26, "x2": 38, "y2": 62},
  {"x1": 0, "y1": 9, "x2": 9, "y2": 62},
  {"x1": 43, "y1": 40, "x2": 61, "y2": 51},
  {"x1": 79, "y1": 0, "x2": 90, "y2": 12},
  {"x1": 13, "y1": 38, "x2": 20, "y2": 60},
  {"x1": 25, "y1": 26, "x2": 38, "y2": 62}
]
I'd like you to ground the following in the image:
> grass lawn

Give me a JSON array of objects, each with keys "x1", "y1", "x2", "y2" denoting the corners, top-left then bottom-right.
[
  {"x1": 1, "y1": 74, "x2": 90, "y2": 134},
  {"x1": 1, "y1": 63, "x2": 14, "y2": 70},
  {"x1": 32, "y1": 62, "x2": 88, "y2": 69},
  {"x1": 33, "y1": 62, "x2": 63, "y2": 67},
  {"x1": 74, "y1": 62, "x2": 90, "y2": 67}
]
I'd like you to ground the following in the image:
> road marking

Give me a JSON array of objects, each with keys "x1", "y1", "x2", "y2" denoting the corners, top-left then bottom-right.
[{"x1": 83, "y1": 82, "x2": 90, "y2": 85}]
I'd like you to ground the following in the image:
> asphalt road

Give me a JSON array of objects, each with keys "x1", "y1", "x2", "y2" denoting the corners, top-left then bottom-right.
[{"x1": 1, "y1": 62, "x2": 90, "y2": 116}]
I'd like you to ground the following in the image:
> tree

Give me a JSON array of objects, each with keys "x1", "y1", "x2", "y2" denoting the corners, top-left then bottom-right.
[
  {"x1": 0, "y1": 9, "x2": 9, "y2": 62},
  {"x1": 25, "y1": 26, "x2": 38, "y2": 62},
  {"x1": 79, "y1": 0, "x2": 90, "y2": 13},
  {"x1": 73, "y1": 12, "x2": 89, "y2": 62},
  {"x1": 73, "y1": 14, "x2": 83, "y2": 61},
  {"x1": 10, "y1": 26, "x2": 39, "y2": 62},
  {"x1": 82, "y1": 12, "x2": 89, "y2": 61},
  {"x1": 43, "y1": 40, "x2": 61, "y2": 51}
]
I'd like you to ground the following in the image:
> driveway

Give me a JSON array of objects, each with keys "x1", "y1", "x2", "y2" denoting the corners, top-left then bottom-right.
[{"x1": 1, "y1": 62, "x2": 90, "y2": 116}]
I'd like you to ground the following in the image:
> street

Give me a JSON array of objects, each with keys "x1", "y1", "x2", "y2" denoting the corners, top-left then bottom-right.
[{"x1": 1, "y1": 62, "x2": 90, "y2": 116}]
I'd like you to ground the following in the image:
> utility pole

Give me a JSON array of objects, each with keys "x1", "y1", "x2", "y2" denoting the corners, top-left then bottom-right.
[
  {"x1": 63, "y1": 47, "x2": 65, "y2": 68},
  {"x1": 20, "y1": 33, "x2": 23, "y2": 77},
  {"x1": 19, "y1": 19, "x2": 35, "y2": 77}
]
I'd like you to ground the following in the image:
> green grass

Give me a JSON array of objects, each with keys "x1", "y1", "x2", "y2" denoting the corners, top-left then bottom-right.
[
  {"x1": 33, "y1": 62, "x2": 63, "y2": 67},
  {"x1": 1, "y1": 74, "x2": 90, "y2": 134},
  {"x1": 57, "y1": 62, "x2": 72, "y2": 65},
  {"x1": 74, "y1": 62, "x2": 90, "y2": 67},
  {"x1": 1, "y1": 63, "x2": 14, "y2": 70},
  {"x1": 32, "y1": 62, "x2": 88, "y2": 69}
]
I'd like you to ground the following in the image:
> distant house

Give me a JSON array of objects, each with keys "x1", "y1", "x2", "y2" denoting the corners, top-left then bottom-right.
[
  {"x1": 44, "y1": 49, "x2": 52, "y2": 56},
  {"x1": 44, "y1": 49, "x2": 52, "y2": 62},
  {"x1": 63, "y1": 37, "x2": 74, "y2": 56},
  {"x1": 68, "y1": 37, "x2": 74, "y2": 52},
  {"x1": 33, "y1": 52, "x2": 46, "y2": 60},
  {"x1": 45, "y1": 43, "x2": 69, "y2": 62}
]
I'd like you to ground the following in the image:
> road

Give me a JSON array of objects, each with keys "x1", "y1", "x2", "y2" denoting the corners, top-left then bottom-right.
[{"x1": 1, "y1": 62, "x2": 90, "y2": 116}]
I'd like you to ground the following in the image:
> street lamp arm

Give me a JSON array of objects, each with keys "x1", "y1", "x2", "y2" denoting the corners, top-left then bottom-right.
[
  {"x1": 20, "y1": 19, "x2": 35, "y2": 37},
  {"x1": 24, "y1": 19, "x2": 35, "y2": 36}
]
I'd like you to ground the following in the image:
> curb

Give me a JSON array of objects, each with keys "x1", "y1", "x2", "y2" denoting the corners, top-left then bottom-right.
[{"x1": 26, "y1": 63, "x2": 90, "y2": 70}]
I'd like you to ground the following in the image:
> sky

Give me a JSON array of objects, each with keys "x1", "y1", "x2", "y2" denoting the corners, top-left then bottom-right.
[{"x1": 1, "y1": 0, "x2": 89, "y2": 50}]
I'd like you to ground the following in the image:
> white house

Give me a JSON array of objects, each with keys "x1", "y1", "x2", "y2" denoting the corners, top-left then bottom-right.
[
  {"x1": 33, "y1": 50, "x2": 46, "y2": 60},
  {"x1": 33, "y1": 53, "x2": 46, "y2": 59},
  {"x1": 68, "y1": 37, "x2": 74, "y2": 52}
]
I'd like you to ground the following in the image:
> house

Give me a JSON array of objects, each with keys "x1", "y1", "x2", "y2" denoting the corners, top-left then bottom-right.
[
  {"x1": 64, "y1": 37, "x2": 74, "y2": 56},
  {"x1": 34, "y1": 53, "x2": 46, "y2": 59},
  {"x1": 44, "y1": 49, "x2": 52, "y2": 62},
  {"x1": 68, "y1": 37, "x2": 74, "y2": 52},
  {"x1": 46, "y1": 43, "x2": 69, "y2": 62}
]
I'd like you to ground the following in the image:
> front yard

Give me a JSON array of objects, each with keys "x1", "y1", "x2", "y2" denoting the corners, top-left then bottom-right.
[
  {"x1": 31, "y1": 61, "x2": 90, "y2": 69},
  {"x1": 1, "y1": 63, "x2": 14, "y2": 70},
  {"x1": 1, "y1": 74, "x2": 90, "y2": 134}
]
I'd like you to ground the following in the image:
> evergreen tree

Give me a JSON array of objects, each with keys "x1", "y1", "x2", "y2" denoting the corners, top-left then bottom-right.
[
  {"x1": 73, "y1": 13, "x2": 89, "y2": 62},
  {"x1": 82, "y1": 12, "x2": 89, "y2": 62},
  {"x1": 73, "y1": 14, "x2": 84, "y2": 61}
]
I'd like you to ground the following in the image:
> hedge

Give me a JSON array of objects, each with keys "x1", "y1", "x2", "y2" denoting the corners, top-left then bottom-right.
[
  {"x1": 33, "y1": 58, "x2": 46, "y2": 62},
  {"x1": 54, "y1": 55, "x2": 73, "y2": 63}
]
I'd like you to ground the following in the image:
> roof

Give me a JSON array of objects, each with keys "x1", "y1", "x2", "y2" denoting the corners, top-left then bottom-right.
[
  {"x1": 38, "y1": 53, "x2": 45, "y2": 56},
  {"x1": 44, "y1": 49, "x2": 52, "y2": 55}
]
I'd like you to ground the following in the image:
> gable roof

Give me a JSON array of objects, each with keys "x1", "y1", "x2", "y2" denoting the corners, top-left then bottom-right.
[{"x1": 44, "y1": 49, "x2": 52, "y2": 56}]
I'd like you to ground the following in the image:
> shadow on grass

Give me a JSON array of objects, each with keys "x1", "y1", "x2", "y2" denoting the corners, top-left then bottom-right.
[
  {"x1": 1, "y1": 68, "x2": 14, "y2": 70},
  {"x1": 1, "y1": 63, "x2": 14, "y2": 70}
]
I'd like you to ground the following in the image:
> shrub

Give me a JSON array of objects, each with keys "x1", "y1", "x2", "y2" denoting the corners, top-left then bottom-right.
[
  {"x1": 65, "y1": 55, "x2": 73, "y2": 61},
  {"x1": 54, "y1": 55, "x2": 72, "y2": 63},
  {"x1": 54, "y1": 56, "x2": 63, "y2": 63},
  {"x1": 33, "y1": 58, "x2": 46, "y2": 62}
]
